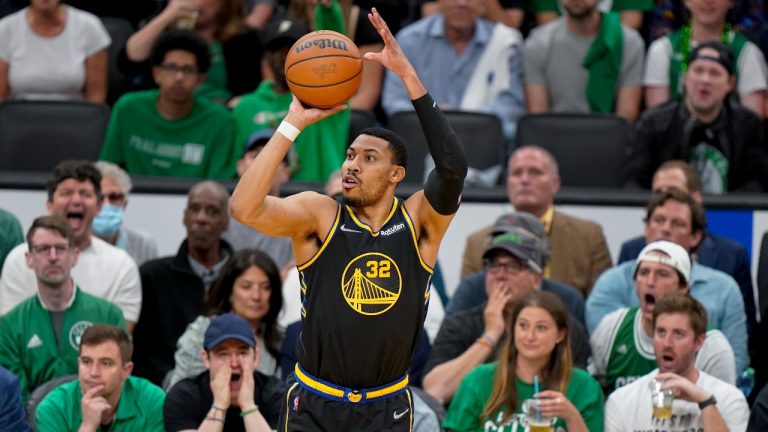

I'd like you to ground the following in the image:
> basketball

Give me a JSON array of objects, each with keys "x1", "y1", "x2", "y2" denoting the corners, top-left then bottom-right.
[{"x1": 285, "y1": 30, "x2": 363, "y2": 109}]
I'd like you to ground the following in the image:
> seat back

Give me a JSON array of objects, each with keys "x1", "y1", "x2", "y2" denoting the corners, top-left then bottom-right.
[
  {"x1": 515, "y1": 113, "x2": 630, "y2": 188},
  {"x1": 26, "y1": 374, "x2": 77, "y2": 430},
  {"x1": 386, "y1": 111, "x2": 506, "y2": 186},
  {"x1": 100, "y1": 16, "x2": 135, "y2": 105},
  {"x1": 0, "y1": 101, "x2": 110, "y2": 171},
  {"x1": 348, "y1": 109, "x2": 377, "y2": 145}
]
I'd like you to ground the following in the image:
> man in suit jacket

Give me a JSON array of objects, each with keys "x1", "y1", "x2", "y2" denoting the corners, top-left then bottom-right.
[
  {"x1": 617, "y1": 161, "x2": 756, "y2": 347},
  {"x1": 461, "y1": 146, "x2": 612, "y2": 297}
]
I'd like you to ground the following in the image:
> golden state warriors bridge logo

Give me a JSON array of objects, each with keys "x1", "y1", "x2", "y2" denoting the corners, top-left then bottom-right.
[{"x1": 341, "y1": 252, "x2": 401, "y2": 315}]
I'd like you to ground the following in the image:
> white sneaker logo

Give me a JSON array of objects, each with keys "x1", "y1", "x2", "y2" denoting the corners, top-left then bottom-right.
[
  {"x1": 393, "y1": 408, "x2": 409, "y2": 420},
  {"x1": 340, "y1": 224, "x2": 362, "y2": 233},
  {"x1": 27, "y1": 334, "x2": 42, "y2": 349}
]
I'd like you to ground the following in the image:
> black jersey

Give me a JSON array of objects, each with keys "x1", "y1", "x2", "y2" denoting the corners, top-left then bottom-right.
[{"x1": 296, "y1": 197, "x2": 432, "y2": 388}]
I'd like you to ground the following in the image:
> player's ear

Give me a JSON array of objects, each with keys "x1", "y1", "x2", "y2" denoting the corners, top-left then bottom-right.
[{"x1": 391, "y1": 166, "x2": 405, "y2": 183}]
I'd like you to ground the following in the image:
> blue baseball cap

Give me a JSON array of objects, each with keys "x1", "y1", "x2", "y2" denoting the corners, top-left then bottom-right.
[{"x1": 203, "y1": 313, "x2": 255, "y2": 350}]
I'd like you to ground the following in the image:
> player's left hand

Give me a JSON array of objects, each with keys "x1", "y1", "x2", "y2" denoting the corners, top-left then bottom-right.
[
  {"x1": 536, "y1": 390, "x2": 580, "y2": 423},
  {"x1": 236, "y1": 351, "x2": 257, "y2": 408},
  {"x1": 364, "y1": 8, "x2": 416, "y2": 79},
  {"x1": 656, "y1": 372, "x2": 710, "y2": 403},
  {"x1": 284, "y1": 95, "x2": 346, "y2": 131}
]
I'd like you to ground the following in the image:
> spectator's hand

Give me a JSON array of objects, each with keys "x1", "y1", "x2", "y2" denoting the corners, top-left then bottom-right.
[
  {"x1": 364, "y1": 8, "x2": 417, "y2": 79},
  {"x1": 656, "y1": 372, "x2": 711, "y2": 403},
  {"x1": 535, "y1": 390, "x2": 582, "y2": 424},
  {"x1": 237, "y1": 352, "x2": 257, "y2": 409},
  {"x1": 483, "y1": 281, "x2": 514, "y2": 340},
  {"x1": 284, "y1": 94, "x2": 346, "y2": 130},
  {"x1": 161, "y1": 0, "x2": 202, "y2": 21},
  {"x1": 80, "y1": 385, "x2": 111, "y2": 429},
  {"x1": 211, "y1": 362, "x2": 232, "y2": 408}
]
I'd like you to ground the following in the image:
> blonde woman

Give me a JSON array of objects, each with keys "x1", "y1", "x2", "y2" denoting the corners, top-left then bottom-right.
[{"x1": 444, "y1": 291, "x2": 604, "y2": 432}]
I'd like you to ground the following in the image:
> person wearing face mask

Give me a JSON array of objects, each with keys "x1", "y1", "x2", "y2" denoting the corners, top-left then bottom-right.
[{"x1": 93, "y1": 162, "x2": 158, "y2": 267}]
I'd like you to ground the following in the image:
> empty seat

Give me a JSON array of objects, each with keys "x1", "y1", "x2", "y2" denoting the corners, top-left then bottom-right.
[
  {"x1": 386, "y1": 111, "x2": 506, "y2": 187},
  {"x1": 0, "y1": 100, "x2": 110, "y2": 171},
  {"x1": 515, "y1": 113, "x2": 630, "y2": 188}
]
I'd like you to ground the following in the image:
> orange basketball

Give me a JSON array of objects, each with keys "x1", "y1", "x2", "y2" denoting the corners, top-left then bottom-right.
[{"x1": 285, "y1": 30, "x2": 363, "y2": 109}]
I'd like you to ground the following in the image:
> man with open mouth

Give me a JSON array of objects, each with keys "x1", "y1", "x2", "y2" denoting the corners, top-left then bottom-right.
[{"x1": 590, "y1": 240, "x2": 735, "y2": 395}]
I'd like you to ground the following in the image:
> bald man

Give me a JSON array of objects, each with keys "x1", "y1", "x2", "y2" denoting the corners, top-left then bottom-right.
[{"x1": 131, "y1": 181, "x2": 234, "y2": 386}]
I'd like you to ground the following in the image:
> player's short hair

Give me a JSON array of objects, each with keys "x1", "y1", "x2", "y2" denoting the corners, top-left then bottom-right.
[
  {"x1": 46, "y1": 160, "x2": 102, "y2": 202},
  {"x1": 656, "y1": 161, "x2": 702, "y2": 194},
  {"x1": 79, "y1": 324, "x2": 133, "y2": 364},
  {"x1": 360, "y1": 127, "x2": 408, "y2": 169},
  {"x1": 652, "y1": 292, "x2": 708, "y2": 338},
  {"x1": 26, "y1": 215, "x2": 75, "y2": 247},
  {"x1": 150, "y1": 29, "x2": 211, "y2": 73}
]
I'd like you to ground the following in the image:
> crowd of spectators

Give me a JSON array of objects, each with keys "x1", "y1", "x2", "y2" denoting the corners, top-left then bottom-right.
[{"x1": 2, "y1": 0, "x2": 768, "y2": 430}]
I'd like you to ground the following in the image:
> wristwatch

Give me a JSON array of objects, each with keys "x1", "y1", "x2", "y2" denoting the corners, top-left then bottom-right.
[{"x1": 698, "y1": 395, "x2": 717, "y2": 410}]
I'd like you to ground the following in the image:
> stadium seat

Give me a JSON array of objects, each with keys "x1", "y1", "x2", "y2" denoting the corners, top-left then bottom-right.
[
  {"x1": 100, "y1": 16, "x2": 135, "y2": 105},
  {"x1": 0, "y1": 100, "x2": 110, "y2": 171},
  {"x1": 26, "y1": 374, "x2": 77, "y2": 429},
  {"x1": 349, "y1": 109, "x2": 377, "y2": 145},
  {"x1": 386, "y1": 111, "x2": 506, "y2": 186},
  {"x1": 516, "y1": 113, "x2": 630, "y2": 188}
]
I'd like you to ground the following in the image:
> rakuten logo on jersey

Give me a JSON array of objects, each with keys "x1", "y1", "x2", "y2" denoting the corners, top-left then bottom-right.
[{"x1": 380, "y1": 223, "x2": 405, "y2": 236}]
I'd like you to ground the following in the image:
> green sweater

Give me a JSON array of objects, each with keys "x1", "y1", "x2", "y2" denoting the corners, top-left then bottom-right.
[
  {"x1": 444, "y1": 363, "x2": 604, "y2": 432},
  {"x1": 0, "y1": 288, "x2": 126, "y2": 400},
  {"x1": 36, "y1": 376, "x2": 165, "y2": 432},
  {"x1": 100, "y1": 90, "x2": 238, "y2": 179}
]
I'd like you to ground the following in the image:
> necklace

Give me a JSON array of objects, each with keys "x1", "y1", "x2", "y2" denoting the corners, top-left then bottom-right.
[{"x1": 679, "y1": 22, "x2": 733, "y2": 73}]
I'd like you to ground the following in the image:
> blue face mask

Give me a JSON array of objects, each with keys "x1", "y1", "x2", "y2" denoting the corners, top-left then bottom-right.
[{"x1": 92, "y1": 204, "x2": 124, "y2": 238}]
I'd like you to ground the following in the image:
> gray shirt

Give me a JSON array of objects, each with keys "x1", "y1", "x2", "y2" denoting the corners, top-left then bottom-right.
[
  {"x1": 222, "y1": 218, "x2": 293, "y2": 269},
  {"x1": 115, "y1": 226, "x2": 158, "y2": 267},
  {"x1": 522, "y1": 17, "x2": 645, "y2": 113}
]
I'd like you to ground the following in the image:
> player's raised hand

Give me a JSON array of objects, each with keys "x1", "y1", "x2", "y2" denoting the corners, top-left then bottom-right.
[
  {"x1": 284, "y1": 95, "x2": 346, "y2": 130},
  {"x1": 81, "y1": 385, "x2": 111, "y2": 429},
  {"x1": 365, "y1": 8, "x2": 415, "y2": 78}
]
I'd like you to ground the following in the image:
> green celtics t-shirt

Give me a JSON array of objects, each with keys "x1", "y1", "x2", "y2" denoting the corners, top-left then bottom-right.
[
  {"x1": 195, "y1": 41, "x2": 232, "y2": 105},
  {"x1": 100, "y1": 90, "x2": 238, "y2": 179},
  {"x1": 444, "y1": 363, "x2": 605, "y2": 432},
  {"x1": 230, "y1": 80, "x2": 350, "y2": 182}
]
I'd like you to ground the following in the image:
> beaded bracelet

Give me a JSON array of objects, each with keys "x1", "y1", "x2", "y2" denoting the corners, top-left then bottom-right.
[
  {"x1": 240, "y1": 406, "x2": 259, "y2": 417},
  {"x1": 476, "y1": 337, "x2": 494, "y2": 350}
]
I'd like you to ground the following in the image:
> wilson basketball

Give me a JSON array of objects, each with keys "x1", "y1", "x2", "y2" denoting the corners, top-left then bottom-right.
[{"x1": 285, "y1": 30, "x2": 363, "y2": 109}]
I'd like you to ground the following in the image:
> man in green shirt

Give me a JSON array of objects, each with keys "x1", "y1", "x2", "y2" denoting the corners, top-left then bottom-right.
[
  {"x1": 36, "y1": 324, "x2": 165, "y2": 431},
  {"x1": 0, "y1": 207, "x2": 23, "y2": 270},
  {"x1": 100, "y1": 29, "x2": 238, "y2": 179},
  {"x1": 0, "y1": 216, "x2": 126, "y2": 401}
]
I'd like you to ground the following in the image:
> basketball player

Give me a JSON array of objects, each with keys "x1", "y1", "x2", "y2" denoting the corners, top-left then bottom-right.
[{"x1": 230, "y1": 8, "x2": 468, "y2": 431}]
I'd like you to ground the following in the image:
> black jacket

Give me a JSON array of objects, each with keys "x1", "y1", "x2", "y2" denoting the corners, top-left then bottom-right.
[
  {"x1": 624, "y1": 100, "x2": 768, "y2": 192},
  {"x1": 132, "y1": 239, "x2": 233, "y2": 385}
]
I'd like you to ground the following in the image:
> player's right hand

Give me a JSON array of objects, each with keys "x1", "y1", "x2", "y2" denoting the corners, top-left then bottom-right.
[
  {"x1": 80, "y1": 385, "x2": 111, "y2": 429},
  {"x1": 211, "y1": 362, "x2": 233, "y2": 408}
]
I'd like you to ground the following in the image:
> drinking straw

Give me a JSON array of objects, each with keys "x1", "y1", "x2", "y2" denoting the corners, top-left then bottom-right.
[{"x1": 534, "y1": 375, "x2": 541, "y2": 421}]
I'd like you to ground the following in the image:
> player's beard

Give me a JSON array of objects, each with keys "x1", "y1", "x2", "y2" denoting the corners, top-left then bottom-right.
[{"x1": 342, "y1": 178, "x2": 388, "y2": 208}]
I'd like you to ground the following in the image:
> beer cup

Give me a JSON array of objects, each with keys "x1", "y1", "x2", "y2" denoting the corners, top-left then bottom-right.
[
  {"x1": 649, "y1": 379, "x2": 674, "y2": 419},
  {"x1": 521, "y1": 399, "x2": 557, "y2": 432}
]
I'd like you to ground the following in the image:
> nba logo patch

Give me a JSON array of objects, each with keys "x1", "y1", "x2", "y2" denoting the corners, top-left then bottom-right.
[{"x1": 293, "y1": 395, "x2": 300, "y2": 412}]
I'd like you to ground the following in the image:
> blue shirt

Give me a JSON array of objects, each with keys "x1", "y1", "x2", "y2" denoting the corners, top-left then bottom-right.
[
  {"x1": 0, "y1": 366, "x2": 28, "y2": 432},
  {"x1": 381, "y1": 14, "x2": 525, "y2": 138},
  {"x1": 586, "y1": 260, "x2": 749, "y2": 374}
]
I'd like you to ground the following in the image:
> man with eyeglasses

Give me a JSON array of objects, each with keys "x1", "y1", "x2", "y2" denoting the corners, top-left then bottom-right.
[
  {"x1": 586, "y1": 188, "x2": 748, "y2": 377},
  {"x1": 99, "y1": 29, "x2": 238, "y2": 179},
  {"x1": 0, "y1": 216, "x2": 126, "y2": 401},
  {"x1": 422, "y1": 228, "x2": 590, "y2": 405},
  {"x1": 93, "y1": 161, "x2": 158, "y2": 267}
]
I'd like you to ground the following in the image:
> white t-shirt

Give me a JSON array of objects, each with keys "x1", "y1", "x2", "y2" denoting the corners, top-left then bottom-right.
[
  {"x1": 605, "y1": 369, "x2": 749, "y2": 432},
  {"x1": 589, "y1": 307, "x2": 737, "y2": 386},
  {"x1": 0, "y1": 236, "x2": 141, "y2": 322},
  {"x1": 643, "y1": 36, "x2": 768, "y2": 96},
  {"x1": 0, "y1": 5, "x2": 110, "y2": 100}
]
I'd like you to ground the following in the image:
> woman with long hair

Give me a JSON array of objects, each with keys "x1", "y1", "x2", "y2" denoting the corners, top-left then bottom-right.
[
  {"x1": 165, "y1": 248, "x2": 284, "y2": 390},
  {"x1": 444, "y1": 291, "x2": 604, "y2": 431}
]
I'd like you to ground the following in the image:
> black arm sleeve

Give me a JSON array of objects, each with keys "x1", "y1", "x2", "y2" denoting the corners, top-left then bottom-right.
[{"x1": 412, "y1": 93, "x2": 468, "y2": 215}]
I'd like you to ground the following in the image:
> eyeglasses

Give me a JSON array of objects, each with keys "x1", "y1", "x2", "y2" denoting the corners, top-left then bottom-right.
[
  {"x1": 159, "y1": 63, "x2": 199, "y2": 76},
  {"x1": 30, "y1": 244, "x2": 71, "y2": 256},
  {"x1": 105, "y1": 192, "x2": 126, "y2": 204},
  {"x1": 484, "y1": 258, "x2": 527, "y2": 274}
]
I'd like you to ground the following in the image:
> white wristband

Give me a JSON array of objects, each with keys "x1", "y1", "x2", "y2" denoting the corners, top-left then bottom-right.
[{"x1": 276, "y1": 120, "x2": 300, "y2": 142}]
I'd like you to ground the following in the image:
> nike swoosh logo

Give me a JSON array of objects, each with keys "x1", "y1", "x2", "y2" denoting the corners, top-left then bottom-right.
[
  {"x1": 340, "y1": 224, "x2": 363, "y2": 233},
  {"x1": 393, "y1": 408, "x2": 409, "y2": 420}
]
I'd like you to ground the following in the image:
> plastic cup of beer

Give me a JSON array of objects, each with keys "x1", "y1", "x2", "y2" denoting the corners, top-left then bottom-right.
[
  {"x1": 521, "y1": 399, "x2": 557, "y2": 432},
  {"x1": 649, "y1": 379, "x2": 674, "y2": 419},
  {"x1": 175, "y1": 7, "x2": 199, "y2": 30}
]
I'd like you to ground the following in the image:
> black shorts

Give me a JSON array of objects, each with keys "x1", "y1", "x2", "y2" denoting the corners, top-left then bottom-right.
[{"x1": 278, "y1": 383, "x2": 414, "y2": 431}]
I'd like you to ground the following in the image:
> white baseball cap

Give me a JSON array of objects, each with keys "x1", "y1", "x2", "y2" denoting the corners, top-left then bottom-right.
[{"x1": 634, "y1": 240, "x2": 691, "y2": 284}]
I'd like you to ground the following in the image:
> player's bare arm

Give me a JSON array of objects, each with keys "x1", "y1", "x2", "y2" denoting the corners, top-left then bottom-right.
[
  {"x1": 365, "y1": 8, "x2": 468, "y2": 266},
  {"x1": 230, "y1": 98, "x2": 345, "y2": 262}
]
